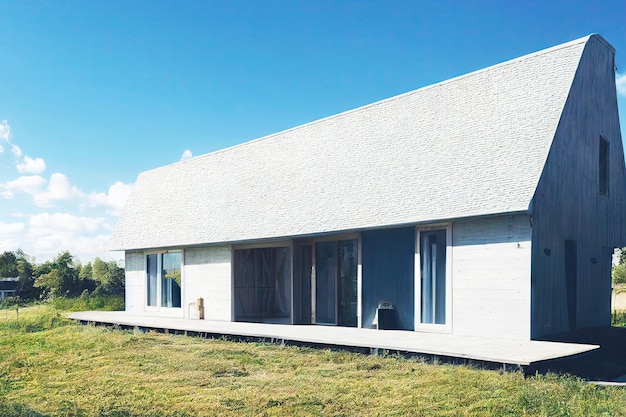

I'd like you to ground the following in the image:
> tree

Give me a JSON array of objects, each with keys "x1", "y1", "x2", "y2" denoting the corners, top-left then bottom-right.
[
  {"x1": 3, "y1": 248, "x2": 124, "y2": 299},
  {"x1": 79, "y1": 262, "x2": 93, "y2": 281},
  {"x1": 0, "y1": 251, "x2": 18, "y2": 278},
  {"x1": 613, "y1": 264, "x2": 626, "y2": 285},
  {"x1": 92, "y1": 258, "x2": 125, "y2": 295},
  {"x1": 620, "y1": 247, "x2": 626, "y2": 266},
  {"x1": 16, "y1": 252, "x2": 37, "y2": 299},
  {"x1": 612, "y1": 248, "x2": 626, "y2": 285},
  {"x1": 34, "y1": 269, "x2": 62, "y2": 297},
  {"x1": 34, "y1": 251, "x2": 85, "y2": 297}
]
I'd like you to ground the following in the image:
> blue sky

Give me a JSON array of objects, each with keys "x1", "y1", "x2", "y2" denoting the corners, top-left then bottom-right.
[{"x1": 1, "y1": 0, "x2": 625, "y2": 263}]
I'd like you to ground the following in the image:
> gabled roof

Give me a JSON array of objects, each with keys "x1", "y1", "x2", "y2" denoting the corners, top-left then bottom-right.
[{"x1": 110, "y1": 35, "x2": 596, "y2": 251}]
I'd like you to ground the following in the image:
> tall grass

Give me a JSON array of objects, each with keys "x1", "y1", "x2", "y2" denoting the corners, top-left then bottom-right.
[
  {"x1": 0, "y1": 305, "x2": 625, "y2": 416},
  {"x1": 50, "y1": 294, "x2": 124, "y2": 312}
]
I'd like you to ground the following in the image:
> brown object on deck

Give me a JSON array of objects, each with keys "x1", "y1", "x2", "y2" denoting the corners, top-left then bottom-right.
[{"x1": 197, "y1": 298, "x2": 204, "y2": 320}]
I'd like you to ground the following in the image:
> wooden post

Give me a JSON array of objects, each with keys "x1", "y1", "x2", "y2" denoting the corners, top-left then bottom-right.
[{"x1": 197, "y1": 297, "x2": 204, "y2": 320}]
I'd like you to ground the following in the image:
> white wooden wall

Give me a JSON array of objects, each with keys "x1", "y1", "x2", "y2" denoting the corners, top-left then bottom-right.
[
  {"x1": 124, "y1": 251, "x2": 145, "y2": 315},
  {"x1": 183, "y1": 246, "x2": 232, "y2": 321},
  {"x1": 452, "y1": 214, "x2": 532, "y2": 340}
]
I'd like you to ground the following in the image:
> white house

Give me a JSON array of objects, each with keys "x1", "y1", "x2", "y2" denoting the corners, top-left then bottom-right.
[{"x1": 110, "y1": 34, "x2": 626, "y2": 341}]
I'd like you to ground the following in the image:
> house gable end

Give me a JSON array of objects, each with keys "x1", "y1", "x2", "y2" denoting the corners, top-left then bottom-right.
[{"x1": 530, "y1": 34, "x2": 625, "y2": 338}]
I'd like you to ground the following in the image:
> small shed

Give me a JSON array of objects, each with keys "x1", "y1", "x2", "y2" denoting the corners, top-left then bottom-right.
[{"x1": 0, "y1": 278, "x2": 19, "y2": 300}]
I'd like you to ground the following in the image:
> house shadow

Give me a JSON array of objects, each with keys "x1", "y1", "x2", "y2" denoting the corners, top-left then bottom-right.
[
  {"x1": 0, "y1": 399, "x2": 49, "y2": 417},
  {"x1": 526, "y1": 326, "x2": 626, "y2": 381}
]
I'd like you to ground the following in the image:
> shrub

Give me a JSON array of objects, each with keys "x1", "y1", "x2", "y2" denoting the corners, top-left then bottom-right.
[
  {"x1": 612, "y1": 263, "x2": 626, "y2": 284},
  {"x1": 612, "y1": 310, "x2": 626, "y2": 327}
]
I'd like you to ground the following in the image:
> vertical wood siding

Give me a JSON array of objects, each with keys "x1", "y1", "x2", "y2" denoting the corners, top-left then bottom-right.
[
  {"x1": 531, "y1": 37, "x2": 626, "y2": 338},
  {"x1": 124, "y1": 251, "x2": 145, "y2": 314},
  {"x1": 452, "y1": 215, "x2": 532, "y2": 340},
  {"x1": 183, "y1": 246, "x2": 232, "y2": 321}
]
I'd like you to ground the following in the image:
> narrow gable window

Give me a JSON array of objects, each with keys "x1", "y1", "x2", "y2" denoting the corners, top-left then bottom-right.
[{"x1": 599, "y1": 136, "x2": 609, "y2": 195}]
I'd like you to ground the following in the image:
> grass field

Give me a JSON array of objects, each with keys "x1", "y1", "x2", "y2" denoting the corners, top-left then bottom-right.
[{"x1": 1, "y1": 305, "x2": 625, "y2": 416}]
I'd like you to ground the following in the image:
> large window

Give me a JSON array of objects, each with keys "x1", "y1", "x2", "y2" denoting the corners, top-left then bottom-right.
[{"x1": 146, "y1": 252, "x2": 182, "y2": 308}]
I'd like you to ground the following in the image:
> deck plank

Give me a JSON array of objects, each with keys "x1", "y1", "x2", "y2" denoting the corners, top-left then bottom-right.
[{"x1": 68, "y1": 311, "x2": 598, "y2": 366}]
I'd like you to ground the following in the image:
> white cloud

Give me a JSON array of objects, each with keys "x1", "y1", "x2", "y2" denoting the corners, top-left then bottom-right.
[
  {"x1": 0, "y1": 221, "x2": 25, "y2": 257},
  {"x1": 25, "y1": 212, "x2": 113, "y2": 263},
  {"x1": 180, "y1": 149, "x2": 193, "y2": 161},
  {"x1": 34, "y1": 173, "x2": 85, "y2": 207},
  {"x1": 88, "y1": 181, "x2": 134, "y2": 216},
  {"x1": 29, "y1": 212, "x2": 106, "y2": 234},
  {"x1": 0, "y1": 121, "x2": 46, "y2": 174},
  {"x1": 16, "y1": 155, "x2": 46, "y2": 174},
  {"x1": 0, "y1": 120, "x2": 9, "y2": 153},
  {"x1": 0, "y1": 221, "x2": 25, "y2": 235},
  {"x1": 12, "y1": 144, "x2": 22, "y2": 157},
  {"x1": 0, "y1": 211, "x2": 117, "y2": 263},
  {"x1": 0, "y1": 175, "x2": 47, "y2": 199},
  {"x1": 0, "y1": 120, "x2": 10, "y2": 142},
  {"x1": 617, "y1": 73, "x2": 626, "y2": 97}
]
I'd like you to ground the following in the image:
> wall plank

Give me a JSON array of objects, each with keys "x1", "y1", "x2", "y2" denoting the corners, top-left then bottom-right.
[
  {"x1": 183, "y1": 246, "x2": 232, "y2": 321},
  {"x1": 452, "y1": 215, "x2": 532, "y2": 340}
]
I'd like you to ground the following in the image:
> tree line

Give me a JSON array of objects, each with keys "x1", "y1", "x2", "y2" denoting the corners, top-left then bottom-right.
[{"x1": 0, "y1": 249, "x2": 124, "y2": 301}]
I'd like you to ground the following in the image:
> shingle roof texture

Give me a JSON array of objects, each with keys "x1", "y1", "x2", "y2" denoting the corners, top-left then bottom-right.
[{"x1": 110, "y1": 36, "x2": 591, "y2": 250}]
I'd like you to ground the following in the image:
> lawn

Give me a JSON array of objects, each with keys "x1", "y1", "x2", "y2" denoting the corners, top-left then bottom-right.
[{"x1": 0, "y1": 305, "x2": 625, "y2": 416}]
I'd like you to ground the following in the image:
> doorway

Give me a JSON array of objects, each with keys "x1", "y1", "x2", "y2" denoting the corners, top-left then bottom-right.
[{"x1": 297, "y1": 239, "x2": 358, "y2": 327}]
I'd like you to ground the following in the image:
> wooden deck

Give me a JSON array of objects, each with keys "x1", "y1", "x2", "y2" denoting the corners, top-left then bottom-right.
[{"x1": 67, "y1": 311, "x2": 598, "y2": 367}]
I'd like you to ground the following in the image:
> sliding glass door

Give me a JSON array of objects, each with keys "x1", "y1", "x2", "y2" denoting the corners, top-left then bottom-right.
[
  {"x1": 418, "y1": 229, "x2": 448, "y2": 327},
  {"x1": 145, "y1": 252, "x2": 181, "y2": 309},
  {"x1": 313, "y1": 239, "x2": 358, "y2": 327}
]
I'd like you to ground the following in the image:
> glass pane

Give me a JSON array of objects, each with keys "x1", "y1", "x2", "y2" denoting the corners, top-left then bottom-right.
[
  {"x1": 274, "y1": 247, "x2": 292, "y2": 318},
  {"x1": 315, "y1": 241, "x2": 336, "y2": 324},
  {"x1": 234, "y1": 249, "x2": 256, "y2": 318},
  {"x1": 420, "y1": 230, "x2": 446, "y2": 324},
  {"x1": 161, "y1": 252, "x2": 181, "y2": 308},
  {"x1": 233, "y1": 247, "x2": 291, "y2": 322},
  {"x1": 297, "y1": 245, "x2": 313, "y2": 324},
  {"x1": 338, "y1": 240, "x2": 358, "y2": 327},
  {"x1": 146, "y1": 254, "x2": 157, "y2": 306}
]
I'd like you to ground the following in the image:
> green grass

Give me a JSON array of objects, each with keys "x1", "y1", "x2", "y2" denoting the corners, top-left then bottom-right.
[{"x1": 0, "y1": 306, "x2": 625, "y2": 416}]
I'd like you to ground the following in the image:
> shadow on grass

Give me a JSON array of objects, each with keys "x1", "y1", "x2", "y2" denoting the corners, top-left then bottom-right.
[
  {"x1": 528, "y1": 326, "x2": 626, "y2": 381},
  {"x1": 0, "y1": 399, "x2": 49, "y2": 417}
]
